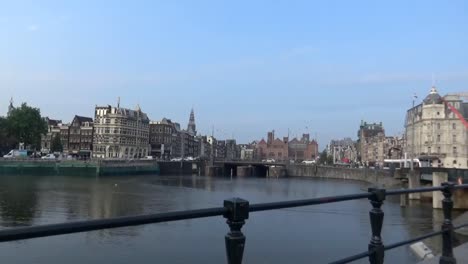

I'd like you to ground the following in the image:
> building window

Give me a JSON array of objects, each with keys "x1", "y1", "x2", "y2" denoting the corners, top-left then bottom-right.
[
  {"x1": 437, "y1": 147, "x2": 441, "y2": 153},
  {"x1": 437, "y1": 112, "x2": 440, "y2": 115},
  {"x1": 437, "y1": 123, "x2": 441, "y2": 130},
  {"x1": 453, "y1": 147, "x2": 457, "y2": 154},
  {"x1": 437, "y1": 135, "x2": 441, "y2": 142},
  {"x1": 453, "y1": 135, "x2": 457, "y2": 143},
  {"x1": 428, "y1": 147, "x2": 431, "y2": 154},
  {"x1": 453, "y1": 123, "x2": 456, "y2": 130}
]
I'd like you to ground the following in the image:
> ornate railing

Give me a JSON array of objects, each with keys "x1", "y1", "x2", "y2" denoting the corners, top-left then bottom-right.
[{"x1": 0, "y1": 182, "x2": 467, "y2": 263}]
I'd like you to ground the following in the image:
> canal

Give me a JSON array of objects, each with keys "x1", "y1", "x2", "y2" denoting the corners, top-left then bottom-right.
[{"x1": 0, "y1": 174, "x2": 466, "y2": 263}]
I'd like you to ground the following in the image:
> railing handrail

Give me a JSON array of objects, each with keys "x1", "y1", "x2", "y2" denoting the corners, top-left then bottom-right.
[{"x1": 0, "y1": 183, "x2": 467, "y2": 263}]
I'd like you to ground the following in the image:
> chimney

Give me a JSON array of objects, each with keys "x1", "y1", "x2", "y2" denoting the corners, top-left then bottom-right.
[{"x1": 267, "y1": 131, "x2": 274, "y2": 145}]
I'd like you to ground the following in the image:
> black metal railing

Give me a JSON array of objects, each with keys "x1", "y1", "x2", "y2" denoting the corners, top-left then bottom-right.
[{"x1": 0, "y1": 182, "x2": 467, "y2": 264}]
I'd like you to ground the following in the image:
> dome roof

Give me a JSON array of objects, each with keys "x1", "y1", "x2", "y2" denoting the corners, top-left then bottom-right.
[{"x1": 423, "y1": 86, "x2": 443, "y2": 105}]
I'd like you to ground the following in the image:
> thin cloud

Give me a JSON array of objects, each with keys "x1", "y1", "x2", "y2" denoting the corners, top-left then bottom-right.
[
  {"x1": 27, "y1": 24, "x2": 39, "y2": 31},
  {"x1": 280, "y1": 46, "x2": 319, "y2": 60}
]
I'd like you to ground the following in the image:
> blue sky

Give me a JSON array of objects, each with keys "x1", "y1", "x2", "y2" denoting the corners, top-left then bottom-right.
[{"x1": 1, "y1": 0, "x2": 468, "y2": 148}]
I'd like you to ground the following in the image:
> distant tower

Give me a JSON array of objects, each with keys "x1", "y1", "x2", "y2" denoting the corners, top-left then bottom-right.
[
  {"x1": 187, "y1": 108, "x2": 197, "y2": 135},
  {"x1": 7, "y1": 97, "x2": 14, "y2": 117}
]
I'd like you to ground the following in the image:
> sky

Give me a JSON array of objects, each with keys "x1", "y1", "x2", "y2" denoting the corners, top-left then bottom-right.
[{"x1": 1, "y1": 0, "x2": 468, "y2": 148}]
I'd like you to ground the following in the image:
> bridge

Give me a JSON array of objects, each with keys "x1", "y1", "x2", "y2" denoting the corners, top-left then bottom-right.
[
  {"x1": 398, "y1": 167, "x2": 468, "y2": 182},
  {"x1": 0, "y1": 182, "x2": 466, "y2": 263},
  {"x1": 211, "y1": 160, "x2": 287, "y2": 177}
]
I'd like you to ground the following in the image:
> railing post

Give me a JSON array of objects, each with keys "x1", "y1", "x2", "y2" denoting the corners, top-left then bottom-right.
[
  {"x1": 223, "y1": 198, "x2": 249, "y2": 264},
  {"x1": 368, "y1": 188, "x2": 386, "y2": 264},
  {"x1": 440, "y1": 182, "x2": 456, "y2": 264}
]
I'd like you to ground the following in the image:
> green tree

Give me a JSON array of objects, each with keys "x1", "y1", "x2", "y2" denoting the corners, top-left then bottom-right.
[
  {"x1": 7, "y1": 103, "x2": 47, "y2": 150},
  {"x1": 318, "y1": 150, "x2": 328, "y2": 164},
  {"x1": 0, "y1": 117, "x2": 17, "y2": 155},
  {"x1": 318, "y1": 150, "x2": 334, "y2": 165},
  {"x1": 50, "y1": 134, "x2": 63, "y2": 153}
]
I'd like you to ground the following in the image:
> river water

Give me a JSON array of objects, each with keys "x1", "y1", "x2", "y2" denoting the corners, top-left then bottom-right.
[{"x1": 0, "y1": 174, "x2": 466, "y2": 263}]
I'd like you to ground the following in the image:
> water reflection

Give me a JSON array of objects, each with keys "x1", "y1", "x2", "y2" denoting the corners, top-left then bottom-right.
[
  {"x1": 0, "y1": 175, "x2": 466, "y2": 264},
  {"x1": 0, "y1": 175, "x2": 39, "y2": 227}
]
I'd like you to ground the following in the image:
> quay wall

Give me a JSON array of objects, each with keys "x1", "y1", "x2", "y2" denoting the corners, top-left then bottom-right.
[
  {"x1": 158, "y1": 161, "x2": 201, "y2": 176},
  {"x1": 0, "y1": 160, "x2": 159, "y2": 176},
  {"x1": 287, "y1": 165, "x2": 402, "y2": 188}
]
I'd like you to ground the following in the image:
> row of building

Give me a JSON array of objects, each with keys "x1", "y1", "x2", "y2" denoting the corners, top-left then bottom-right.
[
  {"x1": 41, "y1": 103, "x2": 219, "y2": 160},
  {"x1": 39, "y1": 102, "x2": 319, "y2": 161},
  {"x1": 328, "y1": 87, "x2": 468, "y2": 169}
]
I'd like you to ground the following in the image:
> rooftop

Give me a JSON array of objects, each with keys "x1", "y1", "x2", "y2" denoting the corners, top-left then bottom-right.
[{"x1": 423, "y1": 86, "x2": 443, "y2": 105}]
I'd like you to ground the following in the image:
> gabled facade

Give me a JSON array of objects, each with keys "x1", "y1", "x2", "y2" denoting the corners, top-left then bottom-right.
[
  {"x1": 288, "y1": 134, "x2": 318, "y2": 161},
  {"x1": 150, "y1": 118, "x2": 181, "y2": 159},
  {"x1": 69, "y1": 115, "x2": 94, "y2": 158},
  {"x1": 255, "y1": 131, "x2": 289, "y2": 161},
  {"x1": 41, "y1": 118, "x2": 62, "y2": 154}
]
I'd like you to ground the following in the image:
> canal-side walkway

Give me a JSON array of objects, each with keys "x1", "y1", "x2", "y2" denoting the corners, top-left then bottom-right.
[{"x1": 419, "y1": 242, "x2": 468, "y2": 263}]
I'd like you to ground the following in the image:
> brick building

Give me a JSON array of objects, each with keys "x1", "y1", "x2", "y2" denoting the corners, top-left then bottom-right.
[
  {"x1": 149, "y1": 118, "x2": 181, "y2": 159},
  {"x1": 357, "y1": 121, "x2": 385, "y2": 165},
  {"x1": 68, "y1": 115, "x2": 94, "y2": 158},
  {"x1": 288, "y1": 134, "x2": 318, "y2": 161},
  {"x1": 256, "y1": 131, "x2": 289, "y2": 161}
]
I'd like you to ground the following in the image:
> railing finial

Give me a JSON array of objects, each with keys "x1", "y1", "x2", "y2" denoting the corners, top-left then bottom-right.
[
  {"x1": 224, "y1": 198, "x2": 249, "y2": 264},
  {"x1": 440, "y1": 182, "x2": 456, "y2": 264},
  {"x1": 368, "y1": 188, "x2": 386, "y2": 264}
]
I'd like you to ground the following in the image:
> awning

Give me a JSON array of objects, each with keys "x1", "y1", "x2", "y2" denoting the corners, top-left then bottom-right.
[{"x1": 418, "y1": 155, "x2": 441, "y2": 160}]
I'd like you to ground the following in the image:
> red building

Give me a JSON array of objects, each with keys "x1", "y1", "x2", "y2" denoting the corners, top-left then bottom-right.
[
  {"x1": 256, "y1": 131, "x2": 319, "y2": 161},
  {"x1": 256, "y1": 131, "x2": 289, "y2": 161},
  {"x1": 288, "y1": 134, "x2": 319, "y2": 161}
]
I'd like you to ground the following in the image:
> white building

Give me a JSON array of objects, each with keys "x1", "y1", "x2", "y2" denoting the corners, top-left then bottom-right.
[
  {"x1": 405, "y1": 87, "x2": 468, "y2": 168},
  {"x1": 93, "y1": 104, "x2": 150, "y2": 159}
]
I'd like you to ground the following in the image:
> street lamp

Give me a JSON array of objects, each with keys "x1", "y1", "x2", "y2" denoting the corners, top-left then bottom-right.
[{"x1": 410, "y1": 94, "x2": 417, "y2": 171}]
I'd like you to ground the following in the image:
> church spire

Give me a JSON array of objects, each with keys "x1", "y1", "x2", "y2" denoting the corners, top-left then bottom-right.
[
  {"x1": 7, "y1": 97, "x2": 14, "y2": 117},
  {"x1": 187, "y1": 108, "x2": 196, "y2": 135}
]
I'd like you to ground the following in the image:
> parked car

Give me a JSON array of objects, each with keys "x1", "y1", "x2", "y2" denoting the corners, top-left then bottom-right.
[
  {"x1": 266, "y1": 159, "x2": 275, "y2": 163},
  {"x1": 41, "y1": 154, "x2": 56, "y2": 160},
  {"x1": 302, "y1": 160, "x2": 316, "y2": 165},
  {"x1": 3, "y1": 150, "x2": 28, "y2": 159},
  {"x1": 171, "y1": 157, "x2": 182, "y2": 162}
]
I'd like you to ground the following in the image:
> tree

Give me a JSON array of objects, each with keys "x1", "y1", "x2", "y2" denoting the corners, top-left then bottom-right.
[
  {"x1": 7, "y1": 103, "x2": 47, "y2": 150},
  {"x1": 318, "y1": 150, "x2": 334, "y2": 165},
  {"x1": 0, "y1": 117, "x2": 17, "y2": 155},
  {"x1": 50, "y1": 134, "x2": 63, "y2": 153},
  {"x1": 318, "y1": 150, "x2": 328, "y2": 165}
]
